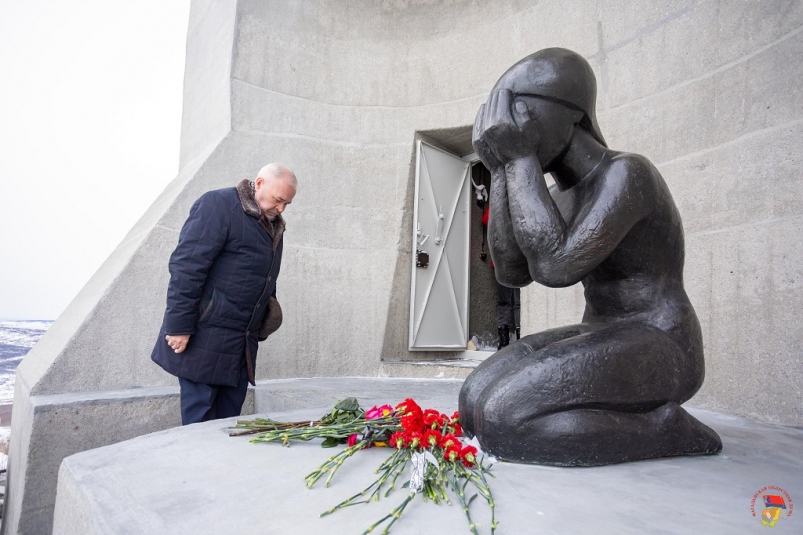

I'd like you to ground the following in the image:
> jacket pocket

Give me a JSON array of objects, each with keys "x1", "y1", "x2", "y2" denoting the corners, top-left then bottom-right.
[{"x1": 198, "y1": 290, "x2": 215, "y2": 323}]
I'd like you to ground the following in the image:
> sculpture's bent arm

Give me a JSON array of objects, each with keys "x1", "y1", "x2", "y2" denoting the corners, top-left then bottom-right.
[
  {"x1": 487, "y1": 164, "x2": 535, "y2": 287},
  {"x1": 504, "y1": 154, "x2": 651, "y2": 287},
  {"x1": 473, "y1": 101, "x2": 534, "y2": 288}
]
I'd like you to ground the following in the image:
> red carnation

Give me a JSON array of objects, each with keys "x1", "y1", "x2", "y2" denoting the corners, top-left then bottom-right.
[
  {"x1": 444, "y1": 445, "x2": 461, "y2": 463},
  {"x1": 451, "y1": 422, "x2": 463, "y2": 437},
  {"x1": 395, "y1": 398, "x2": 422, "y2": 416},
  {"x1": 407, "y1": 431, "x2": 423, "y2": 450},
  {"x1": 438, "y1": 414, "x2": 451, "y2": 430},
  {"x1": 423, "y1": 409, "x2": 441, "y2": 430},
  {"x1": 459, "y1": 445, "x2": 478, "y2": 467},
  {"x1": 401, "y1": 413, "x2": 424, "y2": 433},
  {"x1": 451, "y1": 411, "x2": 460, "y2": 423},
  {"x1": 390, "y1": 431, "x2": 407, "y2": 449},
  {"x1": 423, "y1": 429, "x2": 442, "y2": 449},
  {"x1": 439, "y1": 433, "x2": 461, "y2": 450}
]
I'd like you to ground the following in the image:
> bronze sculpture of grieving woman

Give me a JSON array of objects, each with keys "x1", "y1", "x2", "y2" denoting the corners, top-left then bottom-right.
[{"x1": 458, "y1": 48, "x2": 722, "y2": 466}]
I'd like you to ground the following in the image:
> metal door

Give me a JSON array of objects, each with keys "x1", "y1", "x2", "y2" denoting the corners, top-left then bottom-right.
[{"x1": 409, "y1": 141, "x2": 470, "y2": 350}]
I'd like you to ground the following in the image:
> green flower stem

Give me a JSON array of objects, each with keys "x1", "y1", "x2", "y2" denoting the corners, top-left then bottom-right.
[
  {"x1": 383, "y1": 454, "x2": 409, "y2": 498},
  {"x1": 318, "y1": 447, "x2": 408, "y2": 519},
  {"x1": 457, "y1": 464, "x2": 496, "y2": 534},
  {"x1": 359, "y1": 493, "x2": 415, "y2": 535},
  {"x1": 305, "y1": 440, "x2": 368, "y2": 488},
  {"x1": 324, "y1": 440, "x2": 369, "y2": 487},
  {"x1": 321, "y1": 486, "x2": 375, "y2": 517},
  {"x1": 437, "y1": 478, "x2": 451, "y2": 505},
  {"x1": 447, "y1": 470, "x2": 480, "y2": 535},
  {"x1": 229, "y1": 418, "x2": 324, "y2": 436},
  {"x1": 369, "y1": 453, "x2": 407, "y2": 502},
  {"x1": 377, "y1": 446, "x2": 406, "y2": 472},
  {"x1": 248, "y1": 416, "x2": 401, "y2": 446}
]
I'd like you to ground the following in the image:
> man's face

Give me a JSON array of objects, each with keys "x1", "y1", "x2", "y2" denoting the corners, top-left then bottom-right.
[{"x1": 254, "y1": 176, "x2": 296, "y2": 219}]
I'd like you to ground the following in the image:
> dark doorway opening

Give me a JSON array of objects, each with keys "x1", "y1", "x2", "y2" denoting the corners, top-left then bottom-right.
[{"x1": 468, "y1": 162, "x2": 498, "y2": 350}]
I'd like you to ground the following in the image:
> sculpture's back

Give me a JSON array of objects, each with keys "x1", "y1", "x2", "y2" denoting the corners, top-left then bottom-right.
[{"x1": 458, "y1": 48, "x2": 722, "y2": 466}]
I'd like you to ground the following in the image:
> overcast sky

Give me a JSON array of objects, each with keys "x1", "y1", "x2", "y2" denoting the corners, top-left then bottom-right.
[{"x1": 0, "y1": 1, "x2": 190, "y2": 320}]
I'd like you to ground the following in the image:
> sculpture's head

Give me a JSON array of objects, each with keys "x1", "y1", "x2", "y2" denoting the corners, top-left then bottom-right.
[{"x1": 492, "y1": 48, "x2": 607, "y2": 161}]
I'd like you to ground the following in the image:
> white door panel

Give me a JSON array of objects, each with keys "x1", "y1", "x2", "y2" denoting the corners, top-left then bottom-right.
[{"x1": 409, "y1": 141, "x2": 470, "y2": 350}]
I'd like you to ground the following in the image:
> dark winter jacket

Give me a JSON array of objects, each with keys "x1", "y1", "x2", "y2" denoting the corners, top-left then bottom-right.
[{"x1": 151, "y1": 180, "x2": 284, "y2": 386}]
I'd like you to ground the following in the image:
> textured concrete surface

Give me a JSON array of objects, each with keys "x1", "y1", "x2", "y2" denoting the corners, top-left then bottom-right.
[
  {"x1": 8, "y1": 1, "x2": 803, "y2": 532},
  {"x1": 2, "y1": 379, "x2": 255, "y2": 535},
  {"x1": 54, "y1": 378, "x2": 803, "y2": 535}
]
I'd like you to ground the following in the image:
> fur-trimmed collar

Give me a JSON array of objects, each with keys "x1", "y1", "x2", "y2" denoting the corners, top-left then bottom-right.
[{"x1": 236, "y1": 178, "x2": 285, "y2": 248}]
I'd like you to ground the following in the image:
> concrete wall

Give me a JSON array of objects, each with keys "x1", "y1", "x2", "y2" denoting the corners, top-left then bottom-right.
[
  {"x1": 6, "y1": 0, "x2": 802, "y2": 532},
  {"x1": 521, "y1": 0, "x2": 803, "y2": 427}
]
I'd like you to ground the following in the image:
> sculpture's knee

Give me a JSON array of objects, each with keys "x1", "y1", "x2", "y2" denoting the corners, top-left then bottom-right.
[
  {"x1": 458, "y1": 363, "x2": 499, "y2": 437},
  {"x1": 473, "y1": 394, "x2": 567, "y2": 464},
  {"x1": 475, "y1": 407, "x2": 619, "y2": 465},
  {"x1": 459, "y1": 342, "x2": 534, "y2": 437},
  {"x1": 473, "y1": 374, "x2": 541, "y2": 441}
]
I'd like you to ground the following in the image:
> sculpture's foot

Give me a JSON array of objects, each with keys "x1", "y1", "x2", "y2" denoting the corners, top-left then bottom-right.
[
  {"x1": 475, "y1": 402, "x2": 722, "y2": 466},
  {"x1": 650, "y1": 402, "x2": 723, "y2": 457}
]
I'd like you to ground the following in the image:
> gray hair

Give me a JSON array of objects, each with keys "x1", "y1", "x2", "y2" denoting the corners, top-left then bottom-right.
[{"x1": 258, "y1": 163, "x2": 297, "y2": 189}]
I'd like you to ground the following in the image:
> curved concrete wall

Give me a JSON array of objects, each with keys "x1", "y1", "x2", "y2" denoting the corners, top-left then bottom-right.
[{"x1": 6, "y1": 1, "x2": 802, "y2": 532}]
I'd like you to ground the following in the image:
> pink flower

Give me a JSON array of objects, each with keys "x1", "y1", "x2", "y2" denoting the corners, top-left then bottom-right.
[
  {"x1": 366, "y1": 404, "x2": 393, "y2": 420},
  {"x1": 347, "y1": 434, "x2": 359, "y2": 447}
]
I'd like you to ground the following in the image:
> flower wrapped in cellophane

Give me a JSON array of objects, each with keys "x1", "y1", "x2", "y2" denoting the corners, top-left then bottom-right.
[{"x1": 231, "y1": 397, "x2": 496, "y2": 534}]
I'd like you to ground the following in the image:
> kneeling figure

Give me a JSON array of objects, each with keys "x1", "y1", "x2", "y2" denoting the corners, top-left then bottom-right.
[{"x1": 459, "y1": 48, "x2": 722, "y2": 466}]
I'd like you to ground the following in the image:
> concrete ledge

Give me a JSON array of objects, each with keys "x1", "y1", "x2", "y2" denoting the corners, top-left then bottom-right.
[
  {"x1": 379, "y1": 360, "x2": 478, "y2": 380},
  {"x1": 252, "y1": 377, "x2": 463, "y2": 413},
  {"x1": 54, "y1": 378, "x2": 803, "y2": 534},
  {"x1": 5, "y1": 384, "x2": 254, "y2": 534}
]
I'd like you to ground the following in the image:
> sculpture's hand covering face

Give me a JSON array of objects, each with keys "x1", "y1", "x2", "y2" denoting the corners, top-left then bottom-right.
[
  {"x1": 483, "y1": 48, "x2": 607, "y2": 149},
  {"x1": 473, "y1": 89, "x2": 541, "y2": 166},
  {"x1": 472, "y1": 103, "x2": 503, "y2": 170}
]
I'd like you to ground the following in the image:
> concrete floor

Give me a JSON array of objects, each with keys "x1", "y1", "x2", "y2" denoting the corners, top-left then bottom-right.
[{"x1": 53, "y1": 379, "x2": 802, "y2": 534}]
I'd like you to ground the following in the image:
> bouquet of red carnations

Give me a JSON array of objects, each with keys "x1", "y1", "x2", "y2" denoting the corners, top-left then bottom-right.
[{"x1": 231, "y1": 397, "x2": 496, "y2": 535}]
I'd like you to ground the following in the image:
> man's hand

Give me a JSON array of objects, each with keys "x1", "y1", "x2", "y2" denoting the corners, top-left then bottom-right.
[
  {"x1": 474, "y1": 89, "x2": 540, "y2": 165},
  {"x1": 165, "y1": 334, "x2": 190, "y2": 354}
]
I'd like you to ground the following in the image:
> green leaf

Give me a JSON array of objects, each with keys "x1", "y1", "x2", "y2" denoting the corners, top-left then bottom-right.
[
  {"x1": 321, "y1": 437, "x2": 340, "y2": 448},
  {"x1": 401, "y1": 481, "x2": 410, "y2": 489},
  {"x1": 334, "y1": 397, "x2": 361, "y2": 412}
]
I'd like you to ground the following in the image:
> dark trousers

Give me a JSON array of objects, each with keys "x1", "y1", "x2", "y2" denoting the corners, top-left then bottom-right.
[
  {"x1": 178, "y1": 361, "x2": 249, "y2": 425},
  {"x1": 495, "y1": 281, "x2": 521, "y2": 328}
]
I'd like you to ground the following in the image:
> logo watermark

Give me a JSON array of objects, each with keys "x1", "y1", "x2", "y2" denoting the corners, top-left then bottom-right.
[{"x1": 751, "y1": 486, "x2": 793, "y2": 527}]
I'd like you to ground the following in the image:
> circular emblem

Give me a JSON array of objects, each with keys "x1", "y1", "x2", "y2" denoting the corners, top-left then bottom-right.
[{"x1": 751, "y1": 486, "x2": 794, "y2": 527}]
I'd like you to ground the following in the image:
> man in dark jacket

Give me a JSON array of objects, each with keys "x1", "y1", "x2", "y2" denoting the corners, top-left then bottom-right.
[{"x1": 151, "y1": 163, "x2": 297, "y2": 424}]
